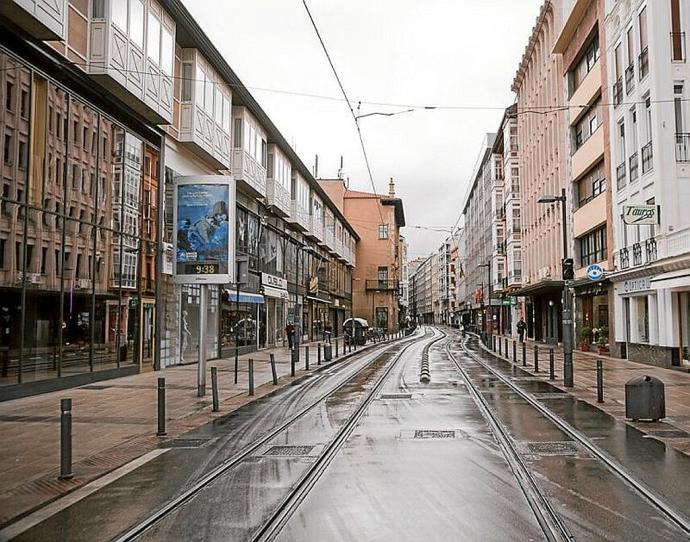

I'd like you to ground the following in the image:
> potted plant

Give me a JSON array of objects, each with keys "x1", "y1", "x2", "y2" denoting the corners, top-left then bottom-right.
[
  {"x1": 580, "y1": 326, "x2": 592, "y2": 352},
  {"x1": 596, "y1": 326, "x2": 609, "y2": 354}
]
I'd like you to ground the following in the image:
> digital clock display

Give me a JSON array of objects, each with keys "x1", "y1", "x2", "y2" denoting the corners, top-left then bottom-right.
[{"x1": 184, "y1": 264, "x2": 218, "y2": 275}]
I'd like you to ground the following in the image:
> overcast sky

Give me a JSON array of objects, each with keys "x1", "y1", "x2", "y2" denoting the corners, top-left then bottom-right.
[{"x1": 182, "y1": 0, "x2": 544, "y2": 258}]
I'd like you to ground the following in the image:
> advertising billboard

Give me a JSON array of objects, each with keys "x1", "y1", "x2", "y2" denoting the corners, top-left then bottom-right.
[{"x1": 173, "y1": 176, "x2": 235, "y2": 284}]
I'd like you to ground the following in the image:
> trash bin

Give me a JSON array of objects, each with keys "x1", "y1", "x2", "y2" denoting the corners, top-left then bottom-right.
[
  {"x1": 625, "y1": 375, "x2": 665, "y2": 421},
  {"x1": 324, "y1": 344, "x2": 332, "y2": 361}
]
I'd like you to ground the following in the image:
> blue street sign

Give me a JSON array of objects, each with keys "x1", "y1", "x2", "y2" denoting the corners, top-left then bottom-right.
[{"x1": 586, "y1": 263, "x2": 604, "y2": 281}]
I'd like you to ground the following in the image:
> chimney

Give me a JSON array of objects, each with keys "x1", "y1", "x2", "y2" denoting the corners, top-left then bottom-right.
[
  {"x1": 314, "y1": 154, "x2": 319, "y2": 178},
  {"x1": 388, "y1": 177, "x2": 395, "y2": 197}
]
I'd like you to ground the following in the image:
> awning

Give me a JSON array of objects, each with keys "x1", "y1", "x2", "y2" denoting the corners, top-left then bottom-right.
[
  {"x1": 306, "y1": 295, "x2": 332, "y2": 304},
  {"x1": 511, "y1": 280, "x2": 564, "y2": 297},
  {"x1": 263, "y1": 286, "x2": 289, "y2": 300},
  {"x1": 223, "y1": 290, "x2": 265, "y2": 304},
  {"x1": 650, "y1": 270, "x2": 690, "y2": 291}
]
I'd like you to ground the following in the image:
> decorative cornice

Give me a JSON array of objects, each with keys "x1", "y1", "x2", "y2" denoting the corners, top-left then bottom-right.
[{"x1": 511, "y1": 0, "x2": 553, "y2": 93}]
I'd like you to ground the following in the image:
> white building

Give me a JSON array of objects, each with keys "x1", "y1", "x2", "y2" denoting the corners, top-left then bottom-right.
[{"x1": 606, "y1": 0, "x2": 690, "y2": 368}]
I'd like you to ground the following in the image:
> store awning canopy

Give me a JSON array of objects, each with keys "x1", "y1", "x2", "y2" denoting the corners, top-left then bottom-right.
[
  {"x1": 223, "y1": 290, "x2": 265, "y2": 304},
  {"x1": 263, "y1": 286, "x2": 289, "y2": 300}
]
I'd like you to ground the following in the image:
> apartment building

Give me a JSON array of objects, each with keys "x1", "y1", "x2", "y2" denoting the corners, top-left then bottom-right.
[
  {"x1": 512, "y1": 0, "x2": 568, "y2": 344},
  {"x1": 0, "y1": 0, "x2": 359, "y2": 399},
  {"x1": 433, "y1": 240, "x2": 451, "y2": 324},
  {"x1": 553, "y1": 0, "x2": 615, "y2": 353},
  {"x1": 605, "y1": 0, "x2": 690, "y2": 369},
  {"x1": 319, "y1": 178, "x2": 405, "y2": 331}
]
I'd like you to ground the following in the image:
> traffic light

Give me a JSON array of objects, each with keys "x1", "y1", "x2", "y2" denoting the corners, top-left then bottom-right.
[{"x1": 562, "y1": 258, "x2": 575, "y2": 281}]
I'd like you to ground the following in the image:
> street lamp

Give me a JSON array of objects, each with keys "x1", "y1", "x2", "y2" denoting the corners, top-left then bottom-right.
[
  {"x1": 479, "y1": 261, "x2": 492, "y2": 343},
  {"x1": 537, "y1": 187, "x2": 574, "y2": 387}
]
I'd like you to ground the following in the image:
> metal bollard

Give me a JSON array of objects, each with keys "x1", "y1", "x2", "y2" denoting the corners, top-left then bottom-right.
[
  {"x1": 59, "y1": 398, "x2": 73, "y2": 480},
  {"x1": 234, "y1": 348, "x2": 239, "y2": 384},
  {"x1": 318, "y1": 343, "x2": 322, "y2": 365},
  {"x1": 335, "y1": 338, "x2": 339, "y2": 357},
  {"x1": 305, "y1": 346, "x2": 310, "y2": 370},
  {"x1": 522, "y1": 342, "x2": 527, "y2": 367},
  {"x1": 211, "y1": 367, "x2": 219, "y2": 412},
  {"x1": 512, "y1": 341, "x2": 517, "y2": 364},
  {"x1": 492, "y1": 335, "x2": 496, "y2": 351},
  {"x1": 498, "y1": 338, "x2": 502, "y2": 356},
  {"x1": 157, "y1": 378, "x2": 166, "y2": 436},
  {"x1": 348, "y1": 341, "x2": 352, "y2": 354},
  {"x1": 248, "y1": 358, "x2": 254, "y2": 396},
  {"x1": 504, "y1": 338, "x2": 508, "y2": 357},
  {"x1": 533, "y1": 346, "x2": 539, "y2": 372},
  {"x1": 270, "y1": 353, "x2": 278, "y2": 385},
  {"x1": 549, "y1": 349, "x2": 555, "y2": 380},
  {"x1": 596, "y1": 359, "x2": 604, "y2": 403}
]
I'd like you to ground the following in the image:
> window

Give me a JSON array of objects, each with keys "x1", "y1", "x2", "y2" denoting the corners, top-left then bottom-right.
[
  {"x1": 20, "y1": 90, "x2": 28, "y2": 118},
  {"x1": 56, "y1": 112, "x2": 62, "y2": 138},
  {"x1": 160, "y1": 28, "x2": 173, "y2": 75},
  {"x1": 0, "y1": 239, "x2": 5, "y2": 268},
  {"x1": 233, "y1": 118, "x2": 242, "y2": 148},
  {"x1": 204, "y1": 74, "x2": 214, "y2": 115},
  {"x1": 129, "y1": 0, "x2": 144, "y2": 48},
  {"x1": 671, "y1": 0, "x2": 684, "y2": 61},
  {"x1": 644, "y1": 96, "x2": 652, "y2": 143},
  {"x1": 214, "y1": 87, "x2": 222, "y2": 123},
  {"x1": 5, "y1": 81, "x2": 13, "y2": 111},
  {"x1": 378, "y1": 266, "x2": 389, "y2": 284},
  {"x1": 18, "y1": 141, "x2": 27, "y2": 169},
  {"x1": 627, "y1": 27, "x2": 635, "y2": 66},
  {"x1": 146, "y1": 13, "x2": 160, "y2": 63},
  {"x1": 675, "y1": 82, "x2": 685, "y2": 133},
  {"x1": 579, "y1": 226, "x2": 607, "y2": 267},
  {"x1": 112, "y1": 0, "x2": 127, "y2": 31},
  {"x1": 378, "y1": 223, "x2": 389, "y2": 239},
  {"x1": 637, "y1": 296, "x2": 649, "y2": 342},
  {"x1": 181, "y1": 62, "x2": 193, "y2": 101},
  {"x1": 376, "y1": 307, "x2": 389, "y2": 330},
  {"x1": 571, "y1": 35, "x2": 600, "y2": 94},
  {"x1": 3, "y1": 134, "x2": 12, "y2": 165},
  {"x1": 577, "y1": 161, "x2": 606, "y2": 206},
  {"x1": 41, "y1": 247, "x2": 47, "y2": 274},
  {"x1": 92, "y1": 0, "x2": 105, "y2": 18},
  {"x1": 639, "y1": 7, "x2": 648, "y2": 50},
  {"x1": 222, "y1": 95, "x2": 230, "y2": 131},
  {"x1": 573, "y1": 98, "x2": 600, "y2": 151}
]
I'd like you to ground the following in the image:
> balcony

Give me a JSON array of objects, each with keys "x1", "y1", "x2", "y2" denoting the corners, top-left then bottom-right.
[
  {"x1": 616, "y1": 161, "x2": 627, "y2": 190},
  {"x1": 671, "y1": 32, "x2": 686, "y2": 62},
  {"x1": 629, "y1": 152, "x2": 639, "y2": 182},
  {"x1": 266, "y1": 177, "x2": 290, "y2": 217},
  {"x1": 1, "y1": 0, "x2": 65, "y2": 39},
  {"x1": 288, "y1": 200, "x2": 309, "y2": 232},
  {"x1": 675, "y1": 133, "x2": 690, "y2": 162},
  {"x1": 613, "y1": 77, "x2": 623, "y2": 107},
  {"x1": 307, "y1": 215, "x2": 324, "y2": 243},
  {"x1": 323, "y1": 227, "x2": 335, "y2": 251},
  {"x1": 619, "y1": 247, "x2": 630, "y2": 269},
  {"x1": 232, "y1": 148, "x2": 267, "y2": 198},
  {"x1": 645, "y1": 238, "x2": 657, "y2": 263},
  {"x1": 632, "y1": 242, "x2": 643, "y2": 266},
  {"x1": 366, "y1": 280, "x2": 399, "y2": 292},
  {"x1": 641, "y1": 142, "x2": 653, "y2": 174},
  {"x1": 639, "y1": 47, "x2": 649, "y2": 80},
  {"x1": 625, "y1": 63, "x2": 635, "y2": 94}
]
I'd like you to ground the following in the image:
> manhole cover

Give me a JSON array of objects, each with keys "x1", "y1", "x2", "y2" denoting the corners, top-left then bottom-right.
[
  {"x1": 264, "y1": 445, "x2": 315, "y2": 456},
  {"x1": 645, "y1": 430, "x2": 690, "y2": 439},
  {"x1": 414, "y1": 430, "x2": 456, "y2": 439},
  {"x1": 380, "y1": 393, "x2": 413, "y2": 399},
  {"x1": 526, "y1": 441, "x2": 579, "y2": 456},
  {"x1": 160, "y1": 438, "x2": 212, "y2": 449}
]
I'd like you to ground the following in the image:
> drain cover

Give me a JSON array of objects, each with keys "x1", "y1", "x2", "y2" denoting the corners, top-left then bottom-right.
[
  {"x1": 526, "y1": 441, "x2": 579, "y2": 456},
  {"x1": 264, "y1": 445, "x2": 315, "y2": 456},
  {"x1": 380, "y1": 393, "x2": 413, "y2": 399},
  {"x1": 161, "y1": 438, "x2": 212, "y2": 449},
  {"x1": 414, "y1": 430, "x2": 456, "y2": 439}
]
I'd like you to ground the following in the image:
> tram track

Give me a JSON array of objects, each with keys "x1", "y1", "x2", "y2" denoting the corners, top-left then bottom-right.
[
  {"x1": 113, "y1": 328, "x2": 434, "y2": 542},
  {"x1": 450, "y1": 331, "x2": 690, "y2": 538}
]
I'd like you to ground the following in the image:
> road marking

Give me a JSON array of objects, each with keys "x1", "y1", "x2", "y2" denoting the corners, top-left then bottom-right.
[{"x1": 0, "y1": 448, "x2": 168, "y2": 541}]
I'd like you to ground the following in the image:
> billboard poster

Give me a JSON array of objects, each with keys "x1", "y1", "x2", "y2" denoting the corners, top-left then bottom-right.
[{"x1": 173, "y1": 176, "x2": 235, "y2": 284}]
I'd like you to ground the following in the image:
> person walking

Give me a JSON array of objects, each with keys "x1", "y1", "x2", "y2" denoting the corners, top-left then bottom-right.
[
  {"x1": 285, "y1": 322, "x2": 294, "y2": 350},
  {"x1": 517, "y1": 318, "x2": 527, "y2": 343}
]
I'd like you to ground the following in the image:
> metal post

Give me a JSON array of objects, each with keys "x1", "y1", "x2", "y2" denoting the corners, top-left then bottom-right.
[
  {"x1": 335, "y1": 337, "x2": 339, "y2": 357},
  {"x1": 59, "y1": 398, "x2": 73, "y2": 480},
  {"x1": 270, "y1": 353, "x2": 278, "y2": 385},
  {"x1": 522, "y1": 341, "x2": 526, "y2": 367},
  {"x1": 157, "y1": 378, "x2": 166, "y2": 435},
  {"x1": 549, "y1": 348, "x2": 555, "y2": 380},
  {"x1": 596, "y1": 359, "x2": 603, "y2": 403},
  {"x1": 305, "y1": 346, "x2": 310, "y2": 370},
  {"x1": 560, "y1": 187, "x2": 574, "y2": 388},
  {"x1": 248, "y1": 358, "x2": 254, "y2": 396},
  {"x1": 512, "y1": 340, "x2": 516, "y2": 364},
  {"x1": 198, "y1": 284, "x2": 208, "y2": 397},
  {"x1": 498, "y1": 337, "x2": 502, "y2": 356},
  {"x1": 492, "y1": 335, "x2": 496, "y2": 351},
  {"x1": 211, "y1": 367, "x2": 219, "y2": 412},
  {"x1": 504, "y1": 338, "x2": 508, "y2": 357},
  {"x1": 534, "y1": 346, "x2": 539, "y2": 372},
  {"x1": 318, "y1": 343, "x2": 322, "y2": 365},
  {"x1": 235, "y1": 280, "x2": 240, "y2": 384},
  {"x1": 291, "y1": 348, "x2": 296, "y2": 377}
]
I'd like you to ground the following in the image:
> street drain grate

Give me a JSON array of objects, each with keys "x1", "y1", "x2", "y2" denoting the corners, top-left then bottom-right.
[
  {"x1": 414, "y1": 430, "x2": 456, "y2": 439},
  {"x1": 645, "y1": 430, "x2": 690, "y2": 439},
  {"x1": 380, "y1": 393, "x2": 413, "y2": 399},
  {"x1": 526, "y1": 441, "x2": 579, "y2": 456},
  {"x1": 264, "y1": 445, "x2": 315, "y2": 457},
  {"x1": 161, "y1": 438, "x2": 212, "y2": 449}
]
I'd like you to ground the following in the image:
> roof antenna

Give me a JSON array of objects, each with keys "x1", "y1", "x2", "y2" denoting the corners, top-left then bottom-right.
[
  {"x1": 337, "y1": 155, "x2": 343, "y2": 179},
  {"x1": 314, "y1": 154, "x2": 319, "y2": 178}
]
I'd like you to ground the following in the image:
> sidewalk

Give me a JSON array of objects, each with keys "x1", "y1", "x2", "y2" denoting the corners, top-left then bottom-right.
[
  {"x1": 0, "y1": 337, "x2": 358, "y2": 528},
  {"x1": 490, "y1": 333, "x2": 690, "y2": 457}
]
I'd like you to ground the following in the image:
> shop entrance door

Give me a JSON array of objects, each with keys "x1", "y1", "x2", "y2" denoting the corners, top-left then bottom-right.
[
  {"x1": 266, "y1": 299, "x2": 276, "y2": 347},
  {"x1": 679, "y1": 293, "x2": 690, "y2": 366},
  {"x1": 141, "y1": 300, "x2": 155, "y2": 370}
]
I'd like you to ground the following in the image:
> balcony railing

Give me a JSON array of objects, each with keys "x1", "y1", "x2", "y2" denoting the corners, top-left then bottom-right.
[
  {"x1": 639, "y1": 46, "x2": 649, "y2": 80},
  {"x1": 642, "y1": 141, "x2": 653, "y2": 174},
  {"x1": 632, "y1": 242, "x2": 643, "y2": 266},
  {"x1": 629, "y1": 152, "x2": 639, "y2": 182},
  {"x1": 616, "y1": 161, "x2": 627, "y2": 190},
  {"x1": 671, "y1": 32, "x2": 686, "y2": 62},
  {"x1": 613, "y1": 77, "x2": 624, "y2": 107},
  {"x1": 619, "y1": 247, "x2": 630, "y2": 269},
  {"x1": 645, "y1": 238, "x2": 657, "y2": 263},
  {"x1": 676, "y1": 133, "x2": 690, "y2": 162},
  {"x1": 625, "y1": 63, "x2": 635, "y2": 94},
  {"x1": 366, "y1": 279, "x2": 399, "y2": 291}
]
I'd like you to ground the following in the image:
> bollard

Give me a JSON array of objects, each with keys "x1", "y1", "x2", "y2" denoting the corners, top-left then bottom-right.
[
  {"x1": 318, "y1": 343, "x2": 322, "y2": 365},
  {"x1": 59, "y1": 398, "x2": 73, "y2": 480},
  {"x1": 597, "y1": 359, "x2": 604, "y2": 403},
  {"x1": 305, "y1": 346, "x2": 310, "y2": 370},
  {"x1": 522, "y1": 342, "x2": 527, "y2": 367},
  {"x1": 498, "y1": 337, "x2": 502, "y2": 356},
  {"x1": 234, "y1": 348, "x2": 239, "y2": 384},
  {"x1": 348, "y1": 341, "x2": 352, "y2": 354},
  {"x1": 504, "y1": 338, "x2": 508, "y2": 357},
  {"x1": 549, "y1": 349, "x2": 555, "y2": 380},
  {"x1": 211, "y1": 367, "x2": 219, "y2": 412},
  {"x1": 270, "y1": 353, "x2": 278, "y2": 385},
  {"x1": 492, "y1": 335, "x2": 496, "y2": 351},
  {"x1": 157, "y1": 378, "x2": 166, "y2": 436},
  {"x1": 291, "y1": 348, "x2": 296, "y2": 377},
  {"x1": 335, "y1": 338, "x2": 339, "y2": 357},
  {"x1": 533, "y1": 346, "x2": 539, "y2": 372},
  {"x1": 248, "y1": 358, "x2": 254, "y2": 396},
  {"x1": 512, "y1": 341, "x2": 517, "y2": 364}
]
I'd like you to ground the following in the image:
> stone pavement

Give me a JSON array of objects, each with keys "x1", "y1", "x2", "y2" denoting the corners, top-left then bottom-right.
[
  {"x1": 0, "y1": 337, "x2": 365, "y2": 528},
  {"x1": 490, "y1": 333, "x2": 690, "y2": 457}
]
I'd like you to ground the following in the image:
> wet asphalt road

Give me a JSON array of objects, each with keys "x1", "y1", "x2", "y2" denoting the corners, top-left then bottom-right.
[{"x1": 7, "y1": 327, "x2": 690, "y2": 541}]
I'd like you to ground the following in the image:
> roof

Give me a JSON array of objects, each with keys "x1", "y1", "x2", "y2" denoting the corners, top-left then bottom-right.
[
  {"x1": 343, "y1": 189, "x2": 406, "y2": 227},
  {"x1": 511, "y1": 1, "x2": 553, "y2": 93}
]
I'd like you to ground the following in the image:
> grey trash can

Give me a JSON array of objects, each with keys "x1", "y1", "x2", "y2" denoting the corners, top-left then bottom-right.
[
  {"x1": 625, "y1": 375, "x2": 665, "y2": 421},
  {"x1": 324, "y1": 344, "x2": 332, "y2": 361}
]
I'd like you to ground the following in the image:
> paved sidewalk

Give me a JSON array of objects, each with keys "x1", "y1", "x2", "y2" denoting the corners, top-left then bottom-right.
[
  {"x1": 0, "y1": 337, "x2": 363, "y2": 528},
  {"x1": 489, "y1": 333, "x2": 690, "y2": 456}
]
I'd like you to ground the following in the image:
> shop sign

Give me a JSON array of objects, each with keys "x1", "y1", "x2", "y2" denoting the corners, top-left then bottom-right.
[
  {"x1": 586, "y1": 264, "x2": 605, "y2": 281},
  {"x1": 622, "y1": 205, "x2": 660, "y2": 225},
  {"x1": 162, "y1": 242, "x2": 174, "y2": 275},
  {"x1": 501, "y1": 297, "x2": 517, "y2": 306},
  {"x1": 261, "y1": 272, "x2": 287, "y2": 291},
  {"x1": 622, "y1": 275, "x2": 655, "y2": 294},
  {"x1": 173, "y1": 176, "x2": 235, "y2": 284}
]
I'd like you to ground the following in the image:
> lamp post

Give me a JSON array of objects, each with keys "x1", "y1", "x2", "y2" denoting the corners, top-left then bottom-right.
[
  {"x1": 479, "y1": 261, "x2": 492, "y2": 342},
  {"x1": 537, "y1": 188, "x2": 574, "y2": 387}
]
